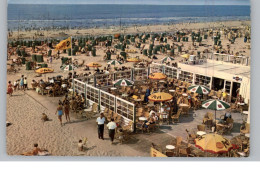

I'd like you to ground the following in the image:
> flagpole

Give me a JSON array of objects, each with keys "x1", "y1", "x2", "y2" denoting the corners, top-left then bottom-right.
[{"x1": 71, "y1": 36, "x2": 75, "y2": 97}]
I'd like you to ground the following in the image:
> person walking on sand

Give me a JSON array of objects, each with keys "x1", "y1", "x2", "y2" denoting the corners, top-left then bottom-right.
[
  {"x1": 64, "y1": 102, "x2": 70, "y2": 123},
  {"x1": 55, "y1": 102, "x2": 64, "y2": 126},
  {"x1": 107, "y1": 118, "x2": 117, "y2": 144},
  {"x1": 20, "y1": 75, "x2": 24, "y2": 91},
  {"x1": 24, "y1": 77, "x2": 28, "y2": 90},
  {"x1": 96, "y1": 113, "x2": 106, "y2": 140},
  {"x1": 7, "y1": 81, "x2": 13, "y2": 97}
]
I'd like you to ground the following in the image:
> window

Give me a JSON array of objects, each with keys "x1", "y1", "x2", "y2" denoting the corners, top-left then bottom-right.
[
  {"x1": 165, "y1": 66, "x2": 177, "y2": 79},
  {"x1": 116, "y1": 98, "x2": 134, "y2": 121},
  {"x1": 133, "y1": 68, "x2": 148, "y2": 81},
  {"x1": 195, "y1": 74, "x2": 211, "y2": 87},
  {"x1": 179, "y1": 71, "x2": 193, "y2": 83},
  {"x1": 100, "y1": 90, "x2": 115, "y2": 111}
]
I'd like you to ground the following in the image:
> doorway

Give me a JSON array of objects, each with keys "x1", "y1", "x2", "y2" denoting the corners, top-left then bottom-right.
[
  {"x1": 212, "y1": 77, "x2": 225, "y2": 91},
  {"x1": 232, "y1": 82, "x2": 241, "y2": 99}
]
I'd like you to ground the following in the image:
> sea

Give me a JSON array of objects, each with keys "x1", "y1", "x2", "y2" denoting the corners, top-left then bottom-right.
[{"x1": 7, "y1": 4, "x2": 250, "y2": 31}]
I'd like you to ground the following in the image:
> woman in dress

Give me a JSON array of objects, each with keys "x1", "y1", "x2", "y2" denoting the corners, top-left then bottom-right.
[{"x1": 7, "y1": 81, "x2": 13, "y2": 97}]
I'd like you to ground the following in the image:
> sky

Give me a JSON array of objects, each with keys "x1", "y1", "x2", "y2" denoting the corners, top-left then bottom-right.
[{"x1": 8, "y1": 0, "x2": 250, "y2": 5}]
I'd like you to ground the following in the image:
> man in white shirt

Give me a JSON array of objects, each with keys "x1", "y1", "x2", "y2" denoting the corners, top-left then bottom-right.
[
  {"x1": 96, "y1": 113, "x2": 106, "y2": 140},
  {"x1": 107, "y1": 118, "x2": 117, "y2": 144}
]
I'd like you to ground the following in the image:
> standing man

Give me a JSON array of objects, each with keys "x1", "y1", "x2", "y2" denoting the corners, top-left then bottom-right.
[
  {"x1": 96, "y1": 113, "x2": 105, "y2": 140},
  {"x1": 107, "y1": 119, "x2": 117, "y2": 144}
]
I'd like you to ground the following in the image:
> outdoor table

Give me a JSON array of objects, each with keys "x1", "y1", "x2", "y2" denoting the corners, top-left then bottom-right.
[
  {"x1": 169, "y1": 90, "x2": 175, "y2": 92},
  {"x1": 242, "y1": 111, "x2": 249, "y2": 115},
  {"x1": 197, "y1": 131, "x2": 206, "y2": 136},
  {"x1": 237, "y1": 152, "x2": 246, "y2": 157},
  {"x1": 179, "y1": 103, "x2": 189, "y2": 107},
  {"x1": 122, "y1": 93, "x2": 129, "y2": 97},
  {"x1": 147, "y1": 104, "x2": 154, "y2": 107},
  {"x1": 166, "y1": 145, "x2": 175, "y2": 150},
  {"x1": 237, "y1": 102, "x2": 245, "y2": 106},
  {"x1": 166, "y1": 145, "x2": 175, "y2": 157},
  {"x1": 61, "y1": 84, "x2": 67, "y2": 88},
  {"x1": 139, "y1": 117, "x2": 147, "y2": 121},
  {"x1": 84, "y1": 108, "x2": 91, "y2": 112}
]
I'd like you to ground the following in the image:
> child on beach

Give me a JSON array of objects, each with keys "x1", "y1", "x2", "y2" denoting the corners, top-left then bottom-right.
[
  {"x1": 7, "y1": 81, "x2": 13, "y2": 97},
  {"x1": 55, "y1": 103, "x2": 64, "y2": 126}
]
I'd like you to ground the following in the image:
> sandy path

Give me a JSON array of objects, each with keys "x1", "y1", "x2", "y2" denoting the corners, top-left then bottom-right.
[{"x1": 6, "y1": 90, "x2": 149, "y2": 156}]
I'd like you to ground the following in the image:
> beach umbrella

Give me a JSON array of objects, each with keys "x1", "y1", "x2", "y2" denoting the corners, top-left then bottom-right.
[
  {"x1": 86, "y1": 62, "x2": 102, "y2": 68},
  {"x1": 149, "y1": 72, "x2": 167, "y2": 80},
  {"x1": 35, "y1": 68, "x2": 54, "y2": 74},
  {"x1": 148, "y1": 92, "x2": 173, "y2": 102},
  {"x1": 126, "y1": 57, "x2": 141, "y2": 62},
  {"x1": 60, "y1": 65, "x2": 76, "y2": 71},
  {"x1": 161, "y1": 56, "x2": 174, "y2": 63},
  {"x1": 113, "y1": 79, "x2": 134, "y2": 86},
  {"x1": 202, "y1": 99, "x2": 230, "y2": 128},
  {"x1": 181, "y1": 54, "x2": 190, "y2": 59},
  {"x1": 107, "y1": 60, "x2": 123, "y2": 66},
  {"x1": 188, "y1": 85, "x2": 210, "y2": 95},
  {"x1": 195, "y1": 133, "x2": 233, "y2": 154}
]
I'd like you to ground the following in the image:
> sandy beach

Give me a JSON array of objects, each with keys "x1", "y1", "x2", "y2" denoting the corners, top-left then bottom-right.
[
  {"x1": 6, "y1": 18, "x2": 251, "y2": 156},
  {"x1": 8, "y1": 20, "x2": 250, "y2": 40}
]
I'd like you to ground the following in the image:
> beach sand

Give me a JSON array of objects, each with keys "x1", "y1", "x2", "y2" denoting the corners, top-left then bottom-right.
[{"x1": 6, "y1": 20, "x2": 250, "y2": 156}]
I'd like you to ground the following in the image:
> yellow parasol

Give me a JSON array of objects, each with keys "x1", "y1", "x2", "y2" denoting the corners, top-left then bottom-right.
[
  {"x1": 86, "y1": 62, "x2": 102, "y2": 68},
  {"x1": 181, "y1": 54, "x2": 190, "y2": 59},
  {"x1": 148, "y1": 92, "x2": 173, "y2": 102},
  {"x1": 149, "y1": 72, "x2": 167, "y2": 80},
  {"x1": 35, "y1": 68, "x2": 54, "y2": 74},
  {"x1": 195, "y1": 133, "x2": 233, "y2": 154},
  {"x1": 127, "y1": 57, "x2": 141, "y2": 62}
]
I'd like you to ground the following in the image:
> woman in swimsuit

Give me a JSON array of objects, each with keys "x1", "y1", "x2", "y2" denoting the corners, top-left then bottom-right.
[{"x1": 55, "y1": 102, "x2": 63, "y2": 126}]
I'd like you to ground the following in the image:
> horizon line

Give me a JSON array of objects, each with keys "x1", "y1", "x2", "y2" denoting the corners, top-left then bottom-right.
[{"x1": 8, "y1": 3, "x2": 251, "y2": 6}]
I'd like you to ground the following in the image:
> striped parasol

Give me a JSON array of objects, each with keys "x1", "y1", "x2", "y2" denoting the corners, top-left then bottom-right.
[
  {"x1": 195, "y1": 134, "x2": 233, "y2": 154},
  {"x1": 86, "y1": 62, "x2": 102, "y2": 68},
  {"x1": 113, "y1": 79, "x2": 134, "y2": 86},
  {"x1": 202, "y1": 99, "x2": 230, "y2": 129},
  {"x1": 107, "y1": 60, "x2": 122, "y2": 66},
  {"x1": 188, "y1": 85, "x2": 210, "y2": 95},
  {"x1": 149, "y1": 72, "x2": 167, "y2": 80},
  {"x1": 161, "y1": 56, "x2": 174, "y2": 63},
  {"x1": 148, "y1": 92, "x2": 173, "y2": 102},
  {"x1": 127, "y1": 57, "x2": 141, "y2": 62},
  {"x1": 60, "y1": 65, "x2": 76, "y2": 71},
  {"x1": 202, "y1": 99, "x2": 230, "y2": 111}
]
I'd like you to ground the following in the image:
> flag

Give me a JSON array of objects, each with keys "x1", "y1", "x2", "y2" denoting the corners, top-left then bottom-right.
[{"x1": 55, "y1": 37, "x2": 72, "y2": 50}]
